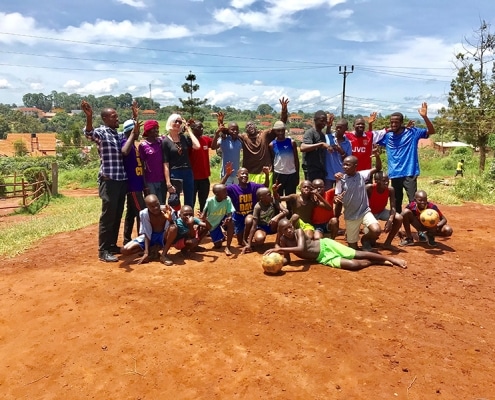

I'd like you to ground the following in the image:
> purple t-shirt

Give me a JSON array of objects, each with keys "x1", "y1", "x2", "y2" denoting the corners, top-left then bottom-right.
[
  {"x1": 227, "y1": 182, "x2": 265, "y2": 216},
  {"x1": 138, "y1": 138, "x2": 164, "y2": 183},
  {"x1": 121, "y1": 139, "x2": 144, "y2": 192}
]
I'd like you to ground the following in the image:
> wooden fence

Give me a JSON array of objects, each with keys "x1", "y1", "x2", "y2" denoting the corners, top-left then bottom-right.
[{"x1": 0, "y1": 171, "x2": 52, "y2": 211}]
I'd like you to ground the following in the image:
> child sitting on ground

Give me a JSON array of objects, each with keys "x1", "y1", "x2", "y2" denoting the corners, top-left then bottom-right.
[
  {"x1": 242, "y1": 187, "x2": 288, "y2": 254},
  {"x1": 267, "y1": 219, "x2": 407, "y2": 271},
  {"x1": 310, "y1": 178, "x2": 339, "y2": 239},
  {"x1": 365, "y1": 171, "x2": 403, "y2": 249},
  {"x1": 160, "y1": 205, "x2": 209, "y2": 266},
  {"x1": 202, "y1": 183, "x2": 235, "y2": 256},
  {"x1": 221, "y1": 161, "x2": 270, "y2": 246},
  {"x1": 274, "y1": 180, "x2": 332, "y2": 240},
  {"x1": 399, "y1": 190, "x2": 453, "y2": 247},
  {"x1": 121, "y1": 194, "x2": 173, "y2": 264}
]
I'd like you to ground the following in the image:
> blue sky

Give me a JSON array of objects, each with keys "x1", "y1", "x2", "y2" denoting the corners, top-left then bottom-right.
[{"x1": 0, "y1": 0, "x2": 494, "y2": 117}]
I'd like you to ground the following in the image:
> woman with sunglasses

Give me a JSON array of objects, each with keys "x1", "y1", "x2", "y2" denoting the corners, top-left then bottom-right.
[{"x1": 162, "y1": 113, "x2": 200, "y2": 207}]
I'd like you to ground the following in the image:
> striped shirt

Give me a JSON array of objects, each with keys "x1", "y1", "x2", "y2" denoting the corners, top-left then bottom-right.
[{"x1": 85, "y1": 125, "x2": 127, "y2": 181}]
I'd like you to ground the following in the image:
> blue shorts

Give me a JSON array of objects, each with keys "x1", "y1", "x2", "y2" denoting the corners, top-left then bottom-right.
[
  {"x1": 133, "y1": 231, "x2": 164, "y2": 249},
  {"x1": 257, "y1": 224, "x2": 275, "y2": 235},
  {"x1": 210, "y1": 224, "x2": 225, "y2": 243},
  {"x1": 313, "y1": 222, "x2": 329, "y2": 233},
  {"x1": 233, "y1": 212, "x2": 247, "y2": 235}
]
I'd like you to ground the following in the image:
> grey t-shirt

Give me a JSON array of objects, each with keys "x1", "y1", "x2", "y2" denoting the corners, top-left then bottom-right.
[{"x1": 335, "y1": 169, "x2": 371, "y2": 220}]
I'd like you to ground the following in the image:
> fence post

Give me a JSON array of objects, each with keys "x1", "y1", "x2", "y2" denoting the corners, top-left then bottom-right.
[
  {"x1": 22, "y1": 178, "x2": 27, "y2": 206},
  {"x1": 51, "y1": 162, "x2": 58, "y2": 196}
]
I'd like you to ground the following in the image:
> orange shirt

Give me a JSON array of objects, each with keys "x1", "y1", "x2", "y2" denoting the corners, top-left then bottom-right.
[
  {"x1": 368, "y1": 184, "x2": 389, "y2": 214},
  {"x1": 311, "y1": 188, "x2": 335, "y2": 224}
]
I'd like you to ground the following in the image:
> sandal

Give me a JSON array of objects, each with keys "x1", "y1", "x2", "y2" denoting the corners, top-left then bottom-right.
[{"x1": 399, "y1": 237, "x2": 414, "y2": 247}]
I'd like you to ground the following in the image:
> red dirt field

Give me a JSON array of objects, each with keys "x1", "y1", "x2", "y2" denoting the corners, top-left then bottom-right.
[{"x1": 0, "y1": 202, "x2": 494, "y2": 399}]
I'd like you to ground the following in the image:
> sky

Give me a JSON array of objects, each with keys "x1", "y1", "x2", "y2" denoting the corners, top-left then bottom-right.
[{"x1": 0, "y1": 0, "x2": 494, "y2": 117}]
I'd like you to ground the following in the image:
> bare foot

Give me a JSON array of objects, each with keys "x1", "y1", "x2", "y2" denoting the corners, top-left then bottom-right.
[
  {"x1": 224, "y1": 247, "x2": 233, "y2": 256},
  {"x1": 385, "y1": 257, "x2": 407, "y2": 269}
]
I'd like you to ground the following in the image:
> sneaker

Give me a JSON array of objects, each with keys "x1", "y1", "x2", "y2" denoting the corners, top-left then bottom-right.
[
  {"x1": 399, "y1": 237, "x2": 414, "y2": 247},
  {"x1": 161, "y1": 254, "x2": 174, "y2": 266},
  {"x1": 427, "y1": 234, "x2": 437, "y2": 247},
  {"x1": 108, "y1": 244, "x2": 121, "y2": 255},
  {"x1": 99, "y1": 250, "x2": 118, "y2": 262},
  {"x1": 418, "y1": 231, "x2": 427, "y2": 243}
]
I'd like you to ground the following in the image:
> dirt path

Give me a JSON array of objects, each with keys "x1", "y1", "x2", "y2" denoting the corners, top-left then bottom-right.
[{"x1": 1, "y1": 203, "x2": 494, "y2": 399}]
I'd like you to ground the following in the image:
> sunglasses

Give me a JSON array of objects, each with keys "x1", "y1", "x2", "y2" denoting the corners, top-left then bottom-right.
[{"x1": 174, "y1": 119, "x2": 183, "y2": 124}]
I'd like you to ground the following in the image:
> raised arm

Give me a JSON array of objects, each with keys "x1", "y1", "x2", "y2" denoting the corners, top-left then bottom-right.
[
  {"x1": 81, "y1": 100, "x2": 94, "y2": 135},
  {"x1": 220, "y1": 161, "x2": 234, "y2": 185},
  {"x1": 418, "y1": 102, "x2": 435, "y2": 135},
  {"x1": 279, "y1": 97, "x2": 289, "y2": 124},
  {"x1": 368, "y1": 112, "x2": 377, "y2": 132},
  {"x1": 185, "y1": 121, "x2": 200, "y2": 149},
  {"x1": 122, "y1": 121, "x2": 141, "y2": 156}
]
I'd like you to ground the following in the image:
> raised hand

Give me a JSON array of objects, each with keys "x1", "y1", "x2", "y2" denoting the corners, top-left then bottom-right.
[
  {"x1": 272, "y1": 180, "x2": 282, "y2": 196},
  {"x1": 368, "y1": 112, "x2": 377, "y2": 124},
  {"x1": 326, "y1": 113, "x2": 335, "y2": 128},
  {"x1": 131, "y1": 100, "x2": 140, "y2": 120},
  {"x1": 225, "y1": 161, "x2": 234, "y2": 177},
  {"x1": 262, "y1": 165, "x2": 271, "y2": 175},
  {"x1": 279, "y1": 97, "x2": 289, "y2": 111},
  {"x1": 217, "y1": 111, "x2": 225, "y2": 127},
  {"x1": 80, "y1": 100, "x2": 92, "y2": 117},
  {"x1": 405, "y1": 119, "x2": 415, "y2": 128},
  {"x1": 418, "y1": 102, "x2": 428, "y2": 118}
]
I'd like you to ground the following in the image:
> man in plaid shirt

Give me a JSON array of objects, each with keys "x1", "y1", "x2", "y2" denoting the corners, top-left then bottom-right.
[{"x1": 82, "y1": 100, "x2": 139, "y2": 262}]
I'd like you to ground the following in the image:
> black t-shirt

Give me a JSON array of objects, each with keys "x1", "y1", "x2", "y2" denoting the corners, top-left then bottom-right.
[
  {"x1": 302, "y1": 127, "x2": 326, "y2": 175},
  {"x1": 162, "y1": 135, "x2": 192, "y2": 169}
]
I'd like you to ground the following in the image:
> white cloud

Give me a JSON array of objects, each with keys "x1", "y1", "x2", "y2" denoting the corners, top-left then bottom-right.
[
  {"x1": 0, "y1": 79, "x2": 12, "y2": 89},
  {"x1": 63, "y1": 80, "x2": 81, "y2": 90},
  {"x1": 329, "y1": 9, "x2": 353, "y2": 18},
  {"x1": 30, "y1": 83, "x2": 44, "y2": 90},
  {"x1": 75, "y1": 78, "x2": 120, "y2": 96},
  {"x1": 204, "y1": 90, "x2": 239, "y2": 105},
  {"x1": 297, "y1": 90, "x2": 321, "y2": 102},
  {"x1": 116, "y1": 0, "x2": 146, "y2": 8},
  {"x1": 231, "y1": 0, "x2": 257, "y2": 8},
  {"x1": 252, "y1": 80, "x2": 263, "y2": 85}
]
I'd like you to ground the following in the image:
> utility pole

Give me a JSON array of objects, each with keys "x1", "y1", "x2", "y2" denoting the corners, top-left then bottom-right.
[
  {"x1": 149, "y1": 83, "x2": 153, "y2": 108},
  {"x1": 339, "y1": 65, "x2": 354, "y2": 118}
]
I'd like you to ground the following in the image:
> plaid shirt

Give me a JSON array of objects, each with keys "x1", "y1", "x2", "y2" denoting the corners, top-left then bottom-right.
[{"x1": 85, "y1": 125, "x2": 127, "y2": 181}]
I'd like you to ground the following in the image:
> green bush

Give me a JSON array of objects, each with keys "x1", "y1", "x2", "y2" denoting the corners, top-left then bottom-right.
[
  {"x1": 23, "y1": 166, "x2": 50, "y2": 184},
  {"x1": 209, "y1": 154, "x2": 221, "y2": 167},
  {"x1": 0, "y1": 175, "x2": 6, "y2": 197}
]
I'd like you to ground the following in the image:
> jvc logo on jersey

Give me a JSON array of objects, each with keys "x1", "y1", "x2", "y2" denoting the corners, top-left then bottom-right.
[{"x1": 353, "y1": 147, "x2": 367, "y2": 153}]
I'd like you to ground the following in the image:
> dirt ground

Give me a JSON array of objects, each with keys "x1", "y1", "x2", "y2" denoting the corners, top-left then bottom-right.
[{"x1": 1, "y1": 199, "x2": 494, "y2": 399}]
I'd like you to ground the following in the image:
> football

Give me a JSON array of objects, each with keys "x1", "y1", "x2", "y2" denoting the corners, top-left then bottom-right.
[
  {"x1": 261, "y1": 252, "x2": 284, "y2": 274},
  {"x1": 420, "y1": 209, "x2": 439, "y2": 228}
]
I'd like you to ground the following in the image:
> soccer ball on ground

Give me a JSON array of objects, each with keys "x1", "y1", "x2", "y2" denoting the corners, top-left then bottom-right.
[
  {"x1": 420, "y1": 209, "x2": 439, "y2": 228},
  {"x1": 262, "y1": 252, "x2": 284, "y2": 274}
]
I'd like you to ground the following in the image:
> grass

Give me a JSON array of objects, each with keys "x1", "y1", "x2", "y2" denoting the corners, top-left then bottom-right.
[{"x1": 0, "y1": 194, "x2": 101, "y2": 258}]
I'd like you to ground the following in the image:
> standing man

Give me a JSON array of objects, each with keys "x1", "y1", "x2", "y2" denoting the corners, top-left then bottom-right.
[
  {"x1": 324, "y1": 115, "x2": 352, "y2": 189},
  {"x1": 300, "y1": 110, "x2": 333, "y2": 181},
  {"x1": 269, "y1": 120, "x2": 299, "y2": 196},
  {"x1": 239, "y1": 97, "x2": 289, "y2": 184},
  {"x1": 345, "y1": 112, "x2": 385, "y2": 171},
  {"x1": 188, "y1": 120, "x2": 213, "y2": 211},
  {"x1": 82, "y1": 100, "x2": 139, "y2": 262},
  {"x1": 377, "y1": 102, "x2": 435, "y2": 213}
]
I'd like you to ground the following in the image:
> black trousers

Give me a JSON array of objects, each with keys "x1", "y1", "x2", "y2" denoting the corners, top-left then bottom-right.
[
  {"x1": 123, "y1": 191, "x2": 146, "y2": 244},
  {"x1": 391, "y1": 176, "x2": 417, "y2": 213},
  {"x1": 273, "y1": 172, "x2": 299, "y2": 196},
  {"x1": 98, "y1": 179, "x2": 127, "y2": 252},
  {"x1": 193, "y1": 178, "x2": 210, "y2": 212}
]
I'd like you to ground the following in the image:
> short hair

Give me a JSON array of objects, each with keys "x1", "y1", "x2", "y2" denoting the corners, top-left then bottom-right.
[
  {"x1": 213, "y1": 184, "x2": 226, "y2": 194},
  {"x1": 390, "y1": 112, "x2": 404, "y2": 123},
  {"x1": 166, "y1": 113, "x2": 182, "y2": 131},
  {"x1": 314, "y1": 110, "x2": 326, "y2": 120},
  {"x1": 256, "y1": 187, "x2": 270, "y2": 201}
]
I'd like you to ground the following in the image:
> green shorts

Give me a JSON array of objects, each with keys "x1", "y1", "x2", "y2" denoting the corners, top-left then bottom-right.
[
  {"x1": 295, "y1": 218, "x2": 315, "y2": 232},
  {"x1": 316, "y1": 238, "x2": 356, "y2": 268},
  {"x1": 248, "y1": 172, "x2": 273, "y2": 186}
]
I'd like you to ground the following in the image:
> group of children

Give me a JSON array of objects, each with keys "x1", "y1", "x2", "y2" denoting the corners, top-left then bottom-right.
[{"x1": 120, "y1": 144, "x2": 453, "y2": 271}]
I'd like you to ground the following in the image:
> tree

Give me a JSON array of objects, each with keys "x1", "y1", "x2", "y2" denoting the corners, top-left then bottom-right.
[
  {"x1": 0, "y1": 115, "x2": 9, "y2": 139},
  {"x1": 257, "y1": 103, "x2": 274, "y2": 116},
  {"x1": 13, "y1": 139, "x2": 29, "y2": 156},
  {"x1": 179, "y1": 71, "x2": 207, "y2": 118},
  {"x1": 439, "y1": 21, "x2": 495, "y2": 172}
]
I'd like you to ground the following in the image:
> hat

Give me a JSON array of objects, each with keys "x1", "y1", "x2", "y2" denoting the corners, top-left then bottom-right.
[
  {"x1": 167, "y1": 192, "x2": 181, "y2": 208},
  {"x1": 144, "y1": 120, "x2": 159, "y2": 133},
  {"x1": 123, "y1": 119, "x2": 135, "y2": 133},
  {"x1": 273, "y1": 120, "x2": 286, "y2": 130}
]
